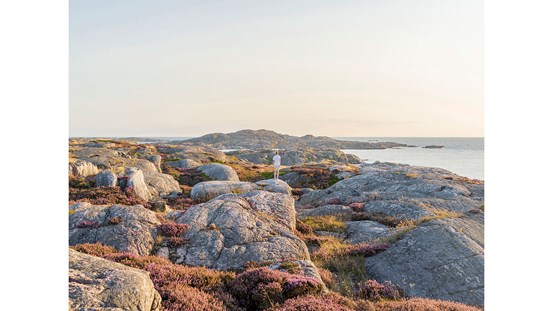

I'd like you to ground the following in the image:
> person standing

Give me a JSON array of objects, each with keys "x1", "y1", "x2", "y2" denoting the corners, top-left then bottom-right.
[{"x1": 273, "y1": 150, "x2": 281, "y2": 180}]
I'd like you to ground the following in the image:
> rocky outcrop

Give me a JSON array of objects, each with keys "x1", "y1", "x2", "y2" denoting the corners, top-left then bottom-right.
[
  {"x1": 161, "y1": 191, "x2": 319, "y2": 279},
  {"x1": 124, "y1": 167, "x2": 153, "y2": 201},
  {"x1": 344, "y1": 221, "x2": 391, "y2": 244},
  {"x1": 142, "y1": 170, "x2": 181, "y2": 197},
  {"x1": 196, "y1": 163, "x2": 240, "y2": 181},
  {"x1": 299, "y1": 163, "x2": 484, "y2": 214},
  {"x1": 69, "y1": 203, "x2": 160, "y2": 256},
  {"x1": 69, "y1": 249, "x2": 162, "y2": 311},
  {"x1": 226, "y1": 148, "x2": 362, "y2": 166},
  {"x1": 299, "y1": 205, "x2": 353, "y2": 218},
  {"x1": 165, "y1": 158, "x2": 201, "y2": 169},
  {"x1": 156, "y1": 145, "x2": 227, "y2": 163},
  {"x1": 190, "y1": 181, "x2": 259, "y2": 202},
  {"x1": 95, "y1": 169, "x2": 118, "y2": 187},
  {"x1": 364, "y1": 212, "x2": 484, "y2": 306},
  {"x1": 146, "y1": 155, "x2": 162, "y2": 172},
  {"x1": 255, "y1": 179, "x2": 293, "y2": 196},
  {"x1": 185, "y1": 129, "x2": 406, "y2": 150},
  {"x1": 70, "y1": 160, "x2": 99, "y2": 177}
]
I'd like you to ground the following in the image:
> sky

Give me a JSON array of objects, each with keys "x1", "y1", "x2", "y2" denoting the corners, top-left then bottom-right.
[{"x1": 70, "y1": 0, "x2": 483, "y2": 137}]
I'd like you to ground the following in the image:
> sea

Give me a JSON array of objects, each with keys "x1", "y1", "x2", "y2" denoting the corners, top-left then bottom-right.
[
  {"x1": 138, "y1": 137, "x2": 484, "y2": 180},
  {"x1": 338, "y1": 137, "x2": 484, "y2": 180}
]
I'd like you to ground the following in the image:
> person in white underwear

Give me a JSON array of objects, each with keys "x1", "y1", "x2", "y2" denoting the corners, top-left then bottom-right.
[{"x1": 273, "y1": 150, "x2": 281, "y2": 180}]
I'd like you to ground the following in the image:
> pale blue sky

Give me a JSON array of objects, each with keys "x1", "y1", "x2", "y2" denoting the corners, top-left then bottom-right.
[{"x1": 70, "y1": 0, "x2": 483, "y2": 137}]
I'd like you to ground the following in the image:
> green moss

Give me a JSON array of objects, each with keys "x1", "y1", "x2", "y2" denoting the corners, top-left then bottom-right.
[
  {"x1": 328, "y1": 174, "x2": 341, "y2": 186},
  {"x1": 163, "y1": 158, "x2": 183, "y2": 163},
  {"x1": 302, "y1": 215, "x2": 346, "y2": 233}
]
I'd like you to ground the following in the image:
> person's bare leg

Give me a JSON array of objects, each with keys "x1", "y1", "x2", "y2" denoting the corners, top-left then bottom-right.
[
  {"x1": 274, "y1": 166, "x2": 277, "y2": 180},
  {"x1": 276, "y1": 166, "x2": 279, "y2": 180}
]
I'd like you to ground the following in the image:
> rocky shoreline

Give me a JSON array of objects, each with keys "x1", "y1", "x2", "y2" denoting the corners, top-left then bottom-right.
[{"x1": 68, "y1": 136, "x2": 484, "y2": 310}]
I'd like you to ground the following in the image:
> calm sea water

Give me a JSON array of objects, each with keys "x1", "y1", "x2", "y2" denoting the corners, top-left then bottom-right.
[{"x1": 338, "y1": 137, "x2": 484, "y2": 180}]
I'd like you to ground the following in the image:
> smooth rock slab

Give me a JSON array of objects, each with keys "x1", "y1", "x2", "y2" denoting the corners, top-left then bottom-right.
[
  {"x1": 69, "y1": 203, "x2": 161, "y2": 256},
  {"x1": 168, "y1": 191, "x2": 315, "y2": 275},
  {"x1": 344, "y1": 220, "x2": 391, "y2": 244},
  {"x1": 255, "y1": 179, "x2": 293, "y2": 195},
  {"x1": 70, "y1": 160, "x2": 99, "y2": 177},
  {"x1": 69, "y1": 249, "x2": 162, "y2": 311},
  {"x1": 190, "y1": 181, "x2": 259, "y2": 202},
  {"x1": 196, "y1": 163, "x2": 240, "y2": 181},
  {"x1": 95, "y1": 169, "x2": 118, "y2": 187},
  {"x1": 364, "y1": 213, "x2": 484, "y2": 306}
]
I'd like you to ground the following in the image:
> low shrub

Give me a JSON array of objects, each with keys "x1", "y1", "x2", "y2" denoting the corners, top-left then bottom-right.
[
  {"x1": 269, "y1": 293, "x2": 356, "y2": 311},
  {"x1": 317, "y1": 268, "x2": 335, "y2": 288},
  {"x1": 76, "y1": 220, "x2": 100, "y2": 229},
  {"x1": 156, "y1": 282, "x2": 225, "y2": 311},
  {"x1": 108, "y1": 216, "x2": 122, "y2": 225},
  {"x1": 69, "y1": 176, "x2": 96, "y2": 189},
  {"x1": 373, "y1": 298, "x2": 481, "y2": 311},
  {"x1": 69, "y1": 186, "x2": 151, "y2": 208},
  {"x1": 157, "y1": 221, "x2": 189, "y2": 237},
  {"x1": 296, "y1": 219, "x2": 314, "y2": 235},
  {"x1": 71, "y1": 242, "x2": 118, "y2": 257},
  {"x1": 228, "y1": 267, "x2": 324, "y2": 310},
  {"x1": 356, "y1": 280, "x2": 404, "y2": 302},
  {"x1": 302, "y1": 215, "x2": 346, "y2": 233},
  {"x1": 166, "y1": 236, "x2": 186, "y2": 248},
  {"x1": 103, "y1": 252, "x2": 172, "y2": 269},
  {"x1": 346, "y1": 243, "x2": 390, "y2": 257}
]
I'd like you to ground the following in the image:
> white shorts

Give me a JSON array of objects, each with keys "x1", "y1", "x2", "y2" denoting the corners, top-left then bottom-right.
[{"x1": 274, "y1": 163, "x2": 280, "y2": 168}]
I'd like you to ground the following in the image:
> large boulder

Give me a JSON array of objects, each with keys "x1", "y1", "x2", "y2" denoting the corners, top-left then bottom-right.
[
  {"x1": 95, "y1": 169, "x2": 118, "y2": 187},
  {"x1": 196, "y1": 163, "x2": 239, "y2": 181},
  {"x1": 364, "y1": 212, "x2": 484, "y2": 306},
  {"x1": 69, "y1": 249, "x2": 162, "y2": 311},
  {"x1": 70, "y1": 160, "x2": 99, "y2": 177},
  {"x1": 165, "y1": 158, "x2": 201, "y2": 169},
  {"x1": 146, "y1": 154, "x2": 162, "y2": 172},
  {"x1": 299, "y1": 163, "x2": 484, "y2": 214},
  {"x1": 69, "y1": 203, "x2": 161, "y2": 256},
  {"x1": 142, "y1": 171, "x2": 181, "y2": 197},
  {"x1": 161, "y1": 191, "x2": 318, "y2": 279},
  {"x1": 124, "y1": 167, "x2": 153, "y2": 201},
  {"x1": 255, "y1": 179, "x2": 293, "y2": 195},
  {"x1": 190, "y1": 181, "x2": 259, "y2": 202}
]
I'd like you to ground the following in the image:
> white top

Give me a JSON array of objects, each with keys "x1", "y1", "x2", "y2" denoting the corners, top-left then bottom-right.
[{"x1": 272, "y1": 154, "x2": 281, "y2": 166}]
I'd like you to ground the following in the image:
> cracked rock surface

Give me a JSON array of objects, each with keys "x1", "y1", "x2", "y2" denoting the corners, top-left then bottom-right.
[
  {"x1": 69, "y1": 203, "x2": 161, "y2": 256},
  {"x1": 164, "y1": 190, "x2": 320, "y2": 280},
  {"x1": 69, "y1": 249, "x2": 162, "y2": 311},
  {"x1": 364, "y1": 211, "x2": 484, "y2": 306}
]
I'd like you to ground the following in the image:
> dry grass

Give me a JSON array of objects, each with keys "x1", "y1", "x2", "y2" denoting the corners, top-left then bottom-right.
[{"x1": 302, "y1": 215, "x2": 347, "y2": 233}]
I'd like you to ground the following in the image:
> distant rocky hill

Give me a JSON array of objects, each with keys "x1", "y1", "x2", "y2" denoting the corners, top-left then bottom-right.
[{"x1": 180, "y1": 129, "x2": 406, "y2": 150}]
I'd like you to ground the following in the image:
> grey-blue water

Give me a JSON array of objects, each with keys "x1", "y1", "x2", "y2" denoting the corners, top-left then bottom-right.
[{"x1": 338, "y1": 137, "x2": 484, "y2": 180}]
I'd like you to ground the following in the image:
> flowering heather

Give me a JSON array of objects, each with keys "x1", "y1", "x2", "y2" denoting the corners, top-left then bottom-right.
[
  {"x1": 373, "y1": 298, "x2": 481, "y2": 311},
  {"x1": 71, "y1": 243, "x2": 118, "y2": 257},
  {"x1": 346, "y1": 243, "x2": 390, "y2": 257},
  {"x1": 157, "y1": 282, "x2": 225, "y2": 311},
  {"x1": 228, "y1": 267, "x2": 324, "y2": 309},
  {"x1": 69, "y1": 186, "x2": 151, "y2": 208},
  {"x1": 166, "y1": 236, "x2": 187, "y2": 248},
  {"x1": 166, "y1": 196, "x2": 195, "y2": 211},
  {"x1": 102, "y1": 252, "x2": 171, "y2": 269},
  {"x1": 157, "y1": 221, "x2": 189, "y2": 237},
  {"x1": 356, "y1": 280, "x2": 404, "y2": 302},
  {"x1": 282, "y1": 275, "x2": 324, "y2": 298},
  {"x1": 269, "y1": 293, "x2": 355, "y2": 311},
  {"x1": 317, "y1": 268, "x2": 335, "y2": 288},
  {"x1": 145, "y1": 263, "x2": 235, "y2": 291}
]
